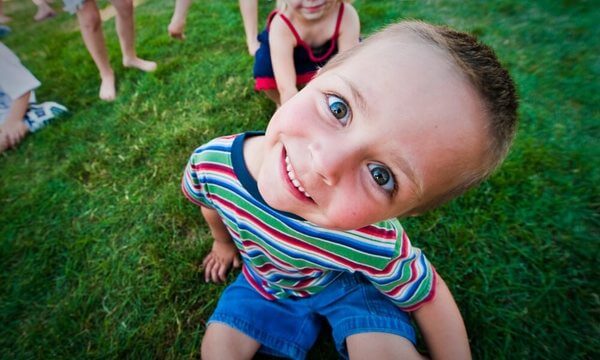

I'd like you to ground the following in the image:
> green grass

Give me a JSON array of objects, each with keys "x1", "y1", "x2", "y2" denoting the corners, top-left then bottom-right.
[{"x1": 0, "y1": 0, "x2": 598, "y2": 358}]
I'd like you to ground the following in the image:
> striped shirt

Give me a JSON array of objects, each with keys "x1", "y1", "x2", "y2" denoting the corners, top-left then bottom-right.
[{"x1": 182, "y1": 133, "x2": 437, "y2": 311}]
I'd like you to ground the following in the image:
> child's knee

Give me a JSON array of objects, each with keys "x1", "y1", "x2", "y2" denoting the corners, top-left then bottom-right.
[
  {"x1": 112, "y1": 0, "x2": 134, "y2": 16},
  {"x1": 77, "y1": 7, "x2": 101, "y2": 31},
  {"x1": 201, "y1": 323, "x2": 260, "y2": 360},
  {"x1": 346, "y1": 333, "x2": 423, "y2": 360}
]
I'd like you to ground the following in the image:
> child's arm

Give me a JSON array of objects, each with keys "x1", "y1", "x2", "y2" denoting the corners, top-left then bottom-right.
[
  {"x1": 0, "y1": 91, "x2": 30, "y2": 153},
  {"x1": 336, "y1": 3, "x2": 360, "y2": 52},
  {"x1": 413, "y1": 276, "x2": 472, "y2": 360},
  {"x1": 269, "y1": 15, "x2": 298, "y2": 104},
  {"x1": 200, "y1": 206, "x2": 241, "y2": 283},
  {"x1": 239, "y1": 0, "x2": 259, "y2": 56}
]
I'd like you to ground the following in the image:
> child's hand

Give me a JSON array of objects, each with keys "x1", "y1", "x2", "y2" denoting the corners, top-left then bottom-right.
[
  {"x1": 0, "y1": 120, "x2": 28, "y2": 153},
  {"x1": 202, "y1": 241, "x2": 241, "y2": 283}
]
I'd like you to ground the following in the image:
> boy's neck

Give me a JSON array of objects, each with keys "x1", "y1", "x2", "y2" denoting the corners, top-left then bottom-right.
[{"x1": 242, "y1": 134, "x2": 266, "y2": 180}]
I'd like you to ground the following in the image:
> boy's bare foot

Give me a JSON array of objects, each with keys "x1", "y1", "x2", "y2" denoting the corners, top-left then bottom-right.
[
  {"x1": 123, "y1": 57, "x2": 157, "y2": 72},
  {"x1": 168, "y1": 21, "x2": 185, "y2": 40},
  {"x1": 99, "y1": 72, "x2": 116, "y2": 101},
  {"x1": 34, "y1": 8, "x2": 56, "y2": 22},
  {"x1": 0, "y1": 15, "x2": 12, "y2": 24}
]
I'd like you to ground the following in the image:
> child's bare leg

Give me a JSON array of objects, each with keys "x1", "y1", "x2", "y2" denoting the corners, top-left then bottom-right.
[
  {"x1": 346, "y1": 333, "x2": 425, "y2": 360},
  {"x1": 264, "y1": 89, "x2": 281, "y2": 108},
  {"x1": 201, "y1": 323, "x2": 260, "y2": 360},
  {"x1": 32, "y1": 0, "x2": 56, "y2": 21},
  {"x1": 112, "y1": 0, "x2": 156, "y2": 72},
  {"x1": 0, "y1": 0, "x2": 11, "y2": 23},
  {"x1": 76, "y1": 0, "x2": 115, "y2": 101},
  {"x1": 168, "y1": 0, "x2": 191, "y2": 39}
]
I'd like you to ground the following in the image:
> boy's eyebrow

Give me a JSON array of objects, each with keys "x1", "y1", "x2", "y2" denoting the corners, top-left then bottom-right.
[
  {"x1": 391, "y1": 153, "x2": 423, "y2": 199},
  {"x1": 334, "y1": 74, "x2": 368, "y2": 116}
]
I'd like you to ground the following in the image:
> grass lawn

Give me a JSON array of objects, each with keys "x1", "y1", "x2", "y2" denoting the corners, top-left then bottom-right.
[{"x1": 0, "y1": 0, "x2": 598, "y2": 358}]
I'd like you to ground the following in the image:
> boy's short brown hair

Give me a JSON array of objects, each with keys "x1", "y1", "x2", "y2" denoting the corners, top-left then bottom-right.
[{"x1": 321, "y1": 20, "x2": 518, "y2": 213}]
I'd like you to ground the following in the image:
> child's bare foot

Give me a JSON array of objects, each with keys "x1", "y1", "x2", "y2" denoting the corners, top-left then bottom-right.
[
  {"x1": 0, "y1": 15, "x2": 12, "y2": 24},
  {"x1": 34, "y1": 8, "x2": 56, "y2": 22},
  {"x1": 168, "y1": 21, "x2": 185, "y2": 40},
  {"x1": 99, "y1": 72, "x2": 116, "y2": 101},
  {"x1": 123, "y1": 57, "x2": 157, "y2": 72}
]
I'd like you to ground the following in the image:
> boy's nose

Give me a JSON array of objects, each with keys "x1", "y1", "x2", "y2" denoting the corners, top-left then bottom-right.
[{"x1": 307, "y1": 140, "x2": 352, "y2": 186}]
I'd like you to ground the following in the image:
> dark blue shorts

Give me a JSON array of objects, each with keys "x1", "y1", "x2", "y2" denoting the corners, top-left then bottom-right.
[{"x1": 208, "y1": 272, "x2": 416, "y2": 360}]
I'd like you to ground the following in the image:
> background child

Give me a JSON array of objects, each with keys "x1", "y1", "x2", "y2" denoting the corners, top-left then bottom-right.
[
  {"x1": 0, "y1": 0, "x2": 11, "y2": 24},
  {"x1": 0, "y1": 42, "x2": 67, "y2": 154},
  {"x1": 239, "y1": 0, "x2": 259, "y2": 55},
  {"x1": 167, "y1": 0, "x2": 260, "y2": 45},
  {"x1": 184, "y1": 20, "x2": 517, "y2": 359},
  {"x1": 63, "y1": 0, "x2": 156, "y2": 101},
  {"x1": 167, "y1": 0, "x2": 191, "y2": 39},
  {"x1": 254, "y1": 0, "x2": 359, "y2": 106},
  {"x1": 32, "y1": 0, "x2": 57, "y2": 22}
]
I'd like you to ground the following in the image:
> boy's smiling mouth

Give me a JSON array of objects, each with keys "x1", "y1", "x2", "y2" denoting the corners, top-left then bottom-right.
[{"x1": 281, "y1": 148, "x2": 313, "y2": 201}]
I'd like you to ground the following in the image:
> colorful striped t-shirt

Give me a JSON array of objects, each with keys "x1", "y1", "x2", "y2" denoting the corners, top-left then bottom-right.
[{"x1": 182, "y1": 133, "x2": 437, "y2": 311}]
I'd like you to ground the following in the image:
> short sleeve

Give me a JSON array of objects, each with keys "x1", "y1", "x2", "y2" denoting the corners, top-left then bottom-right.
[
  {"x1": 181, "y1": 148, "x2": 215, "y2": 209},
  {"x1": 365, "y1": 223, "x2": 437, "y2": 311},
  {"x1": 0, "y1": 43, "x2": 41, "y2": 99}
]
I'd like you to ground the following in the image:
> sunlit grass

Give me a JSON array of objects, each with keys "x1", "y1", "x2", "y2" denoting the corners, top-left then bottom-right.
[{"x1": 0, "y1": 0, "x2": 597, "y2": 358}]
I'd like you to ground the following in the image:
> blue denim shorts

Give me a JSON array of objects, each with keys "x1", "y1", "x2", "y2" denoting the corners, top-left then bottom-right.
[{"x1": 208, "y1": 272, "x2": 416, "y2": 360}]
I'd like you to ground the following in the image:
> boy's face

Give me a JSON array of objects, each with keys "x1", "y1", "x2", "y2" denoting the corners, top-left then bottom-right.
[{"x1": 257, "y1": 38, "x2": 488, "y2": 230}]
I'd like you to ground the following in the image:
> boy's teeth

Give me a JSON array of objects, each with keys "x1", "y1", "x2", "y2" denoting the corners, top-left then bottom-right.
[{"x1": 285, "y1": 155, "x2": 312, "y2": 198}]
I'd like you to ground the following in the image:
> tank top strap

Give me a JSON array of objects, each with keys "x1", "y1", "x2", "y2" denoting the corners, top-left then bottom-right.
[
  {"x1": 306, "y1": 2, "x2": 345, "y2": 62},
  {"x1": 331, "y1": 2, "x2": 345, "y2": 40},
  {"x1": 265, "y1": 10, "x2": 278, "y2": 29},
  {"x1": 276, "y1": 13, "x2": 304, "y2": 44}
]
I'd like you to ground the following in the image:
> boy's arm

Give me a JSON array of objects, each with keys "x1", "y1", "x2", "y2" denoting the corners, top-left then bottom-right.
[
  {"x1": 239, "y1": 0, "x2": 259, "y2": 56},
  {"x1": 336, "y1": 3, "x2": 360, "y2": 52},
  {"x1": 269, "y1": 16, "x2": 298, "y2": 104},
  {"x1": 200, "y1": 206, "x2": 241, "y2": 283},
  {"x1": 0, "y1": 91, "x2": 30, "y2": 153},
  {"x1": 413, "y1": 276, "x2": 472, "y2": 360}
]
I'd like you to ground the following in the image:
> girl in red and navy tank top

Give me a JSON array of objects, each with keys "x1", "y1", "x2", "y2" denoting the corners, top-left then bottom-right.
[{"x1": 253, "y1": 0, "x2": 360, "y2": 106}]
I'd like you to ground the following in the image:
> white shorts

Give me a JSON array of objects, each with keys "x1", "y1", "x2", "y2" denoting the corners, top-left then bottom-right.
[{"x1": 62, "y1": 0, "x2": 87, "y2": 15}]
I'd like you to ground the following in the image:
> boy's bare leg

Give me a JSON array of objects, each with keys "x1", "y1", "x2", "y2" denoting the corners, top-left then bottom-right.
[
  {"x1": 346, "y1": 333, "x2": 426, "y2": 360},
  {"x1": 32, "y1": 0, "x2": 56, "y2": 21},
  {"x1": 76, "y1": 0, "x2": 116, "y2": 101},
  {"x1": 168, "y1": 0, "x2": 191, "y2": 39},
  {"x1": 112, "y1": 0, "x2": 156, "y2": 72},
  {"x1": 201, "y1": 323, "x2": 260, "y2": 360}
]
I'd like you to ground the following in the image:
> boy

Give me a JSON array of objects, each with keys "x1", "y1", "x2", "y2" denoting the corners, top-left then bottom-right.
[
  {"x1": 0, "y1": 42, "x2": 67, "y2": 154},
  {"x1": 182, "y1": 21, "x2": 517, "y2": 359}
]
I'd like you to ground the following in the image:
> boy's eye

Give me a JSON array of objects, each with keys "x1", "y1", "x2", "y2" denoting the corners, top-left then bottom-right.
[
  {"x1": 327, "y1": 95, "x2": 350, "y2": 125},
  {"x1": 368, "y1": 164, "x2": 395, "y2": 193}
]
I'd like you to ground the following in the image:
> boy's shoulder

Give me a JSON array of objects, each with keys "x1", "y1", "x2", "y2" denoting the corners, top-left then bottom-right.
[{"x1": 192, "y1": 133, "x2": 240, "y2": 153}]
